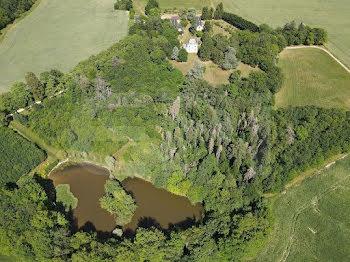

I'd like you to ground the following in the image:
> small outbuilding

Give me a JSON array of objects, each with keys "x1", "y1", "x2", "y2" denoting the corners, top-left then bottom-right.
[
  {"x1": 183, "y1": 39, "x2": 199, "y2": 53},
  {"x1": 171, "y1": 16, "x2": 184, "y2": 32},
  {"x1": 196, "y1": 16, "x2": 203, "y2": 31}
]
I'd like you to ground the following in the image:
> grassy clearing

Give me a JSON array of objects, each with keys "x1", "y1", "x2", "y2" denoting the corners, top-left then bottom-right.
[
  {"x1": 170, "y1": 54, "x2": 258, "y2": 85},
  {"x1": 253, "y1": 156, "x2": 350, "y2": 262},
  {"x1": 275, "y1": 48, "x2": 350, "y2": 110},
  {"x1": 212, "y1": 20, "x2": 238, "y2": 36},
  {"x1": 217, "y1": 0, "x2": 350, "y2": 68},
  {"x1": 0, "y1": 0, "x2": 129, "y2": 93}
]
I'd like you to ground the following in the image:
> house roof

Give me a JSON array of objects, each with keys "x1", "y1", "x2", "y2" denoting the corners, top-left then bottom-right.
[
  {"x1": 171, "y1": 17, "x2": 183, "y2": 30},
  {"x1": 171, "y1": 16, "x2": 181, "y2": 21},
  {"x1": 187, "y1": 39, "x2": 198, "y2": 45},
  {"x1": 196, "y1": 16, "x2": 202, "y2": 25}
]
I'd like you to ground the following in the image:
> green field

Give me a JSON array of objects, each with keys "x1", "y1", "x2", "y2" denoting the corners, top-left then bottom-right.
[
  {"x1": 275, "y1": 48, "x2": 350, "y2": 109},
  {"x1": 216, "y1": 0, "x2": 350, "y2": 68},
  {"x1": 0, "y1": 0, "x2": 128, "y2": 93},
  {"x1": 134, "y1": 0, "x2": 212, "y2": 13},
  {"x1": 253, "y1": 156, "x2": 350, "y2": 262}
]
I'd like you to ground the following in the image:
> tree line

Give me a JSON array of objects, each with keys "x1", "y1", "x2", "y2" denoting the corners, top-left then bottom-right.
[
  {"x1": 196, "y1": 3, "x2": 327, "y2": 72},
  {"x1": 0, "y1": 0, "x2": 37, "y2": 30}
]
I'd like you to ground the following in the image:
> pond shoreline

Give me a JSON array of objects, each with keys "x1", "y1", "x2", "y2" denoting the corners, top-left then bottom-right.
[
  {"x1": 49, "y1": 159, "x2": 203, "y2": 205},
  {"x1": 50, "y1": 162, "x2": 204, "y2": 233}
]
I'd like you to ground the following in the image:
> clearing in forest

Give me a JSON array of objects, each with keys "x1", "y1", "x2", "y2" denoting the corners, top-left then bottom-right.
[
  {"x1": 253, "y1": 156, "x2": 350, "y2": 262},
  {"x1": 0, "y1": 0, "x2": 128, "y2": 93},
  {"x1": 275, "y1": 48, "x2": 350, "y2": 110},
  {"x1": 170, "y1": 54, "x2": 259, "y2": 85},
  {"x1": 216, "y1": 0, "x2": 350, "y2": 68}
]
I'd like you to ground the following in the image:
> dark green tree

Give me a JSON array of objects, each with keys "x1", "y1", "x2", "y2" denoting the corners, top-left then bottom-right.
[
  {"x1": 9, "y1": 82, "x2": 32, "y2": 109},
  {"x1": 145, "y1": 0, "x2": 159, "y2": 15},
  {"x1": 201, "y1": 7, "x2": 212, "y2": 20},
  {"x1": 198, "y1": 33, "x2": 214, "y2": 61},
  {"x1": 25, "y1": 72, "x2": 44, "y2": 101},
  {"x1": 214, "y1": 3, "x2": 224, "y2": 20},
  {"x1": 177, "y1": 48, "x2": 188, "y2": 62},
  {"x1": 203, "y1": 20, "x2": 212, "y2": 33}
]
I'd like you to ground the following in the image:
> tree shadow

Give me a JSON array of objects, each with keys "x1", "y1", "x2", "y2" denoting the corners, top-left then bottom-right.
[
  {"x1": 80, "y1": 221, "x2": 112, "y2": 240},
  {"x1": 4, "y1": 182, "x2": 18, "y2": 191},
  {"x1": 123, "y1": 216, "x2": 162, "y2": 238},
  {"x1": 166, "y1": 216, "x2": 202, "y2": 237},
  {"x1": 34, "y1": 176, "x2": 80, "y2": 233},
  {"x1": 34, "y1": 175, "x2": 56, "y2": 201},
  {"x1": 138, "y1": 216, "x2": 162, "y2": 229}
]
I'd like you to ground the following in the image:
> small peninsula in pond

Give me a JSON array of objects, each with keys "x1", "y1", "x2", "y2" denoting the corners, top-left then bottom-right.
[{"x1": 50, "y1": 163, "x2": 116, "y2": 232}]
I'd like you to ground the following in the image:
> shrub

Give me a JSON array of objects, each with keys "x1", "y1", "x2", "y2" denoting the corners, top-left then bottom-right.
[
  {"x1": 56, "y1": 184, "x2": 78, "y2": 211},
  {"x1": 177, "y1": 48, "x2": 188, "y2": 62}
]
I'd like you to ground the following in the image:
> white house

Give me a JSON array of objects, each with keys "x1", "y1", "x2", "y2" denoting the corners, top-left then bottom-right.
[
  {"x1": 183, "y1": 39, "x2": 199, "y2": 53},
  {"x1": 196, "y1": 16, "x2": 203, "y2": 31}
]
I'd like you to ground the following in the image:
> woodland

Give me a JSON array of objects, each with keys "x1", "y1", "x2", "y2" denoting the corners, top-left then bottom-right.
[{"x1": 0, "y1": 1, "x2": 341, "y2": 261}]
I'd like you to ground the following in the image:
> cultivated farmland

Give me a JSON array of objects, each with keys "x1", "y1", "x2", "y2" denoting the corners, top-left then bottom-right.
[
  {"x1": 253, "y1": 155, "x2": 350, "y2": 262},
  {"x1": 217, "y1": 0, "x2": 350, "y2": 68},
  {"x1": 275, "y1": 48, "x2": 350, "y2": 110},
  {"x1": 133, "y1": 0, "x2": 211, "y2": 14},
  {"x1": 0, "y1": 0, "x2": 128, "y2": 93}
]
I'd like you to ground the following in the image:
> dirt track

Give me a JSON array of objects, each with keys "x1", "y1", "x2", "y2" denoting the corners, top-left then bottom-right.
[{"x1": 285, "y1": 45, "x2": 350, "y2": 73}]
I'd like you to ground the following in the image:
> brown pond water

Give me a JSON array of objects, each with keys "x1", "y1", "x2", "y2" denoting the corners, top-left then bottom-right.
[
  {"x1": 50, "y1": 163, "x2": 203, "y2": 233},
  {"x1": 50, "y1": 163, "x2": 116, "y2": 232},
  {"x1": 122, "y1": 177, "x2": 204, "y2": 231}
]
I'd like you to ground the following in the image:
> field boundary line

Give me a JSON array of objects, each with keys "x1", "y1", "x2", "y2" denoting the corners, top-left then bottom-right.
[
  {"x1": 285, "y1": 46, "x2": 350, "y2": 73},
  {"x1": 0, "y1": 0, "x2": 43, "y2": 45},
  {"x1": 279, "y1": 154, "x2": 349, "y2": 262},
  {"x1": 263, "y1": 154, "x2": 347, "y2": 199}
]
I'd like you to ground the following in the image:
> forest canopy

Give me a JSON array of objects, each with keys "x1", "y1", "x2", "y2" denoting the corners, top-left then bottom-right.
[
  {"x1": 0, "y1": 126, "x2": 45, "y2": 187},
  {"x1": 0, "y1": 2, "x2": 337, "y2": 261}
]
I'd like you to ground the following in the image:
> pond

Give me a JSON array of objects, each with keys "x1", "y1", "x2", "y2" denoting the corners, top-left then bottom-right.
[
  {"x1": 50, "y1": 163, "x2": 204, "y2": 233},
  {"x1": 50, "y1": 163, "x2": 116, "y2": 232}
]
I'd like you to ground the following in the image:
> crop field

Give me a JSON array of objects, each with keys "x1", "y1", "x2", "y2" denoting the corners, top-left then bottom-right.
[
  {"x1": 0, "y1": 0, "x2": 128, "y2": 93},
  {"x1": 275, "y1": 48, "x2": 350, "y2": 110},
  {"x1": 134, "y1": 0, "x2": 212, "y2": 14},
  {"x1": 216, "y1": 0, "x2": 350, "y2": 68},
  {"x1": 253, "y1": 155, "x2": 350, "y2": 262}
]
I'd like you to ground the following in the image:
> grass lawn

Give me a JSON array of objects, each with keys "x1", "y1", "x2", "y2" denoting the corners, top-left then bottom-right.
[
  {"x1": 217, "y1": 0, "x2": 350, "y2": 68},
  {"x1": 0, "y1": 0, "x2": 129, "y2": 93},
  {"x1": 275, "y1": 48, "x2": 350, "y2": 110},
  {"x1": 253, "y1": 155, "x2": 350, "y2": 262},
  {"x1": 170, "y1": 54, "x2": 258, "y2": 85},
  {"x1": 212, "y1": 20, "x2": 238, "y2": 36}
]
